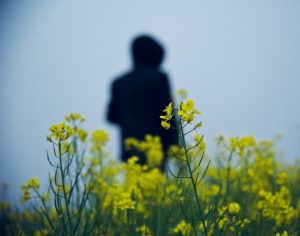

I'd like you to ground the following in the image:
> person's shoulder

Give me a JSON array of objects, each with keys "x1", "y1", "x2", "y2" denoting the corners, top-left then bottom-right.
[
  {"x1": 154, "y1": 69, "x2": 169, "y2": 83},
  {"x1": 111, "y1": 70, "x2": 134, "y2": 87},
  {"x1": 145, "y1": 67, "x2": 169, "y2": 81}
]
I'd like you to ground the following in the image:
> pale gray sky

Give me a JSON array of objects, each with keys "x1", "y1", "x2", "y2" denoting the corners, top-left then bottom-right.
[{"x1": 1, "y1": 0, "x2": 300, "y2": 202}]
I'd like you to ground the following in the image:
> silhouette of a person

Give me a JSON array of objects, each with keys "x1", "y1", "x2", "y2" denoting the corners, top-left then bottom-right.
[{"x1": 107, "y1": 35, "x2": 177, "y2": 169}]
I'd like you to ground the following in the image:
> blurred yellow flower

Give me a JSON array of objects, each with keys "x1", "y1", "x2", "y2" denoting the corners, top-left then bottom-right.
[
  {"x1": 172, "y1": 220, "x2": 192, "y2": 236},
  {"x1": 228, "y1": 202, "x2": 241, "y2": 214},
  {"x1": 276, "y1": 172, "x2": 287, "y2": 185},
  {"x1": 48, "y1": 122, "x2": 74, "y2": 141}
]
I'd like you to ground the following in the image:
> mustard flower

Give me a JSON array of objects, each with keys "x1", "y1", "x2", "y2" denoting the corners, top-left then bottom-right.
[
  {"x1": 92, "y1": 129, "x2": 109, "y2": 144},
  {"x1": 90, "y1": 129, "x2": 109, "y2": 151},
  {"x1": 136, "y1": 225, "x2": 153, "y2": 236},
  {"x1": 194, "y1": 122, "x2": 203, "y2": 129},
  {"x1": 276, "y1": 172, "x2": 287, "y2": 185},
  {"x1": 228, "y1": 202, "x2": 241, "y2": 214},
  {"x1": 240, "y1": 218, "x2": 250, "y2": 229},
  {"x1": 194, "y1": 134, "x2": 206, "y2": 151},
  {"x1": 48, "y1": 122, "x2": 74, "y2": 141},
  {"x1": 207, "y1": 184, "x2": 220, "y2": 197},
  {"x1": 160, "y1": 102, "x2": 173, "y2": 130},
  {"x1": 27, "y1": 177, "x2": 40, "y2": 190},
  {"x1": 168, "y1": 144, "x2": 185, "y2": 159},
  {"x1": 178, "y1": 99, "x2": 201, "y2": 123},
  {"x1": 198, "y1": 220, "x2": 208, "y2": 233},
  {"x1": 172, "y1": 220, "x2": 192, "y2": 236},
  {"x1": 275, "y1": 231, "x2": 289, "y2": 236},
  {"x1": 125, "y1": 135, "x2": 164, "y2": 167},
  {"x1": 21, "y1": 177, "x2": 40, "y2": 203},
  {"x1": 176, "y1": 89, "x2": 188, "y2": 100},
  {"x1": 65, "y1": 113, "x2": 85, "y2": 123},
  {"x1": 115, "y1": 192, "x2": 136, "y2": 211},
  {"x1": 34, "y1": 229, "x2": 49, "y2": 236},
  {"x1": 218, "y1": 217, "x2": 228, "y2": 230},
  {"x1": 257, "y1": 187, "x2": 297, "y2": 226},
  {"x1": 77, "y1": 128, "x2": 88, "y2": 142},
  {"x1": 21, "y1": 186, "x2": 30, "y2": 202}
]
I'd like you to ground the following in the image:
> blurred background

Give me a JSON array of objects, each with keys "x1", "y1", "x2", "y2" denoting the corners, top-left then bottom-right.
[{"x1": 0, "y1": 0, "x2": 299, "y2": 203}]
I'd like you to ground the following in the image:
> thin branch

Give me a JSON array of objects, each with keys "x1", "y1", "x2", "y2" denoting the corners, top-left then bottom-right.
[
  {"x1": 199, "y1": 160, "x2": 211, "y2": 183},
  {"x1": 168, "y1": 167, "x2": 190, "y2": 179}
]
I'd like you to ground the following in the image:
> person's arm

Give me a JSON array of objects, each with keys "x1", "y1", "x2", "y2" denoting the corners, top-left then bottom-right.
[{"x1": 107, "y1": 82, "x2": 120, "y2": 124}]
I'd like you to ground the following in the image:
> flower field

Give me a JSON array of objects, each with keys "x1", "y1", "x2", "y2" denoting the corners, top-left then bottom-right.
[{"x1": 0, "y1": 98, "x2": 300, "y2": 236}]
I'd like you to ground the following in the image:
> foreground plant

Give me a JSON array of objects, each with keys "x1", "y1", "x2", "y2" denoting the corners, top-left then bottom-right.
[{"x1": 0, "y1": 99, "x2": 299, "y2": 235}]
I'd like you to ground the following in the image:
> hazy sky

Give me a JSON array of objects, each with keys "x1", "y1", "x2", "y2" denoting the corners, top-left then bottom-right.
[{"x1": 1, "y1": 0, "x2": 300, "y2": 202}]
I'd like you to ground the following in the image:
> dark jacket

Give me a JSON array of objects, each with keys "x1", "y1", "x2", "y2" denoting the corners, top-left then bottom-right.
[{"x1": 107, "y1": 65, "x2": 178, "y2": 167}]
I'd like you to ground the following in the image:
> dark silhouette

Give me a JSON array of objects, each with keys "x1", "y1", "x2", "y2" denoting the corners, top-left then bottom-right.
[{"x1": 107, "y1": 35, "x2": 178, "y2": 169}]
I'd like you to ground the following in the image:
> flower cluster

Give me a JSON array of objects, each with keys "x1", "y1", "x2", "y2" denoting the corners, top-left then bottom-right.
[
  {"x1": 125, "y1": 134, "x2": 163, "y2": 167},
  {"x1": 21, "y1": 177, "x2": 40, "y2": 202},
  {"x1": 90, "y1": 129, "x2": 109, "y2": 152},
  {"x1": 160, "y1": 102, "x2": 173, "y2": 129},
  {"x1": 160, "y1": 99, "x2": 201, "y2": 131},
  {"x1": 114, "y1": 192, "x2": 136, "y2": 211},
  {"x1": 257, "y1": 187, "x2": 297, "y2": 226},
  {"x1": 136, "y1": 225, "x2": 153, "y2": 236},
  {"x1": 2, "y1": 105, "x2": 297, "y2": 236},
  {"x1": 64, "y1": 113, "x2": 85, "y2": 123},
  {"x1": 47, "y1": 122, "x2": 74, "y2": 141},
  {"x1": 172, "y1": 220, "x2": 192, "y2": 236},
  {"x1": 228, "y1": 202, "x2": 241, "y2": 214},
  {"x1": 178, "y1": 99, "x2": 201, "y2": 123}
]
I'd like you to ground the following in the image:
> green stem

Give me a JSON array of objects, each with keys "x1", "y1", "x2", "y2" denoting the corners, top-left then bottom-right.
[
  {"x1": 179, "y1": 119, "x2": 208, "y2": 236},
  {"x1": 225, "y1": 152, "x2": 233, "y2": 197},
  {"x1": 58, "y1": 141, "x2": 73, "y2": 235}
]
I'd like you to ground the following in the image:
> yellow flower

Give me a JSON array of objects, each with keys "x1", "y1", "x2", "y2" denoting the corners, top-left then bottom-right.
[
  {"x1": 176, "y1": 89, "x2": 188, "y2": 100},
  {"x1": 124, "y1": 135, "x2": 164, "y2": 167},
  {"x1": 207, "y1": 184, "x2": 220, "y2": 197},
  {"x1": 34, "y1": 229, "x2": 48, "y2": 236},
  {"x1": 257, "y1": 187, "x2": 297, "y2": 226},
  {"x1": 160, "y1": 102, "x2": 173, "y2": 130},
  {"x1": 198, "y1": 220, "x2": 208, "y2": 232},
  {"x1": 92, "y1": 129, "x2": 109, "y2": 144},
  {"x1": 247, "y1": 169, "x2": 254, "y2": 178},
  {"x1": 161, "y1": 120, "x2": 171, "y2": 129},
  {"x1": 218, "y1": 217, "x2": 228, "y2": 229},
  {"x1": 275, "y1": 231, "x2": 289, "y2": 236},
  {"x1": 21, "y1": 187, "x2": 30, "y2": 202},
  {"x1": 90, "y1": 157, "x2": 100, "y2": 166},
  {"x1": 276, "y1": 172, "x2": 287, "y2": 185},
  {"x1": 65, "y1": 113, "x2": 85, "y2": 123},
  {"x1": 20, "y1": 177, "x2": 40, "y2": 203},
  {"x1": 115, "y1": 192, "x2": 136, "y2": 211},
  {"x1": 162, "y1": 102, "x2": 173, "y2": 117},
  {"x1": 240, "y1": 218, "x2": 250, "y2": 228},
  {"x1": 228, "y1": 202, "x2": 241, "y2": 214},
  {"x1": 48, "y1": 122, "x2": 74, "y2": 141},
  {"x1": 194, "y1": 122, "x2": 203, "y2": 129},
  {"x1": 172, "y1": 220, "x2": 192, "y2": 236},
  {"x1": 136, "y1": 225, "x2": 153, "y2": 236},
  {"x1": 168, "y1": 145, "x2": 185, "y2": 159},
  {"x1": 178, "y1": 99, "x2": 201, "y2": 123},
  {"x1": 27, "y1": 177, "x2": 40, "y2": 190},
  {"x1": 77, "y1": 128, "x2": 88, "y2": 142},
  {"x1": 229, "y1": 137, "x2": 239, "y2": 152}
]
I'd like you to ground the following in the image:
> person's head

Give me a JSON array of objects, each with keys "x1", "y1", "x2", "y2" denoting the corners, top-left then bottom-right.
[{"x1": 131, "y1": 35, "x2": 165, "y2": 67}]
